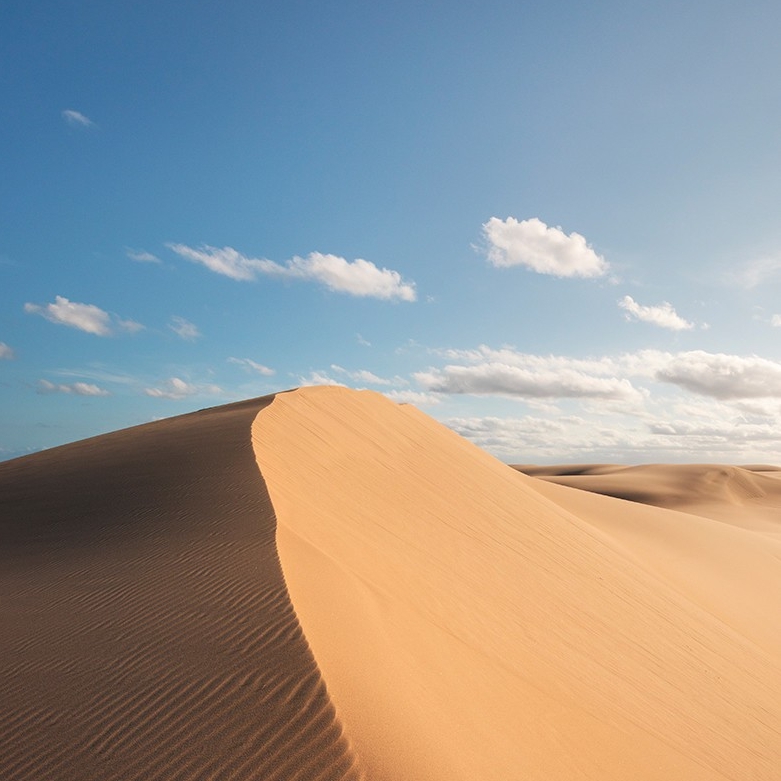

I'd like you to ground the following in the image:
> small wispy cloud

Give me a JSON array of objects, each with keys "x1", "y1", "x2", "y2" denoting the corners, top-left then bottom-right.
[
  {"x1": 771, "y1": 314, "x2": 781, "y2": 327},
  {"x1": 729, "y1": 255, "x2": 781, "y2": 289},
  {"x1": 618, "y1": 295, "x2": 694, "y2": 330},
  {"x1": 37, "y1": 379, "x2": 110, "y2": 396},
  {"x1": 356, "y1": 333, "x2": 371, "y2": 347},
  {"x1": 297, "y1": 370, "x2": 345, "y2": 387},
  {"x1": 24, "y1": 296, "x2": 141, "y2": 336},
  {"x1": 167, "y1": 243, "x2": 417, "y2": 301},
  {"x1": 228, "y1": 357, "x2": 275, "y2": 376},
  {"x1": 383, "y1": 389, "x2": 441, "y2": 406},
  {"x1": 126, "y1": 248, "x2": 160, "y2": 263},
  {"x1": 168, "y1": 316, "x2": 200, "y2": 341},
  {"x1": 61, "y1": 109, "x2": 94, "y2": 128},
  {"x1": 481, "y1": 217, "x2": 608, "y2": 278},
  {"x1": 144, "y1": 377, "x2": 221, "y2": 400},
  {"x1": 330, "y1": 365, "x2": 393, "y2": 385},
  {"x1": 0, "y1": 342, "x2": 14, "y2": 360}
]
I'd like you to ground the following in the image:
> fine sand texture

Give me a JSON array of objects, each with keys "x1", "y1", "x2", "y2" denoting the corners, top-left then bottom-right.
[
  {"x1": 0, "y1": 395, "x2": 363, "y2": 781},
  {"x1": 3, "y1": 385, "x2": 781, "y2": 780},
  {"x1": 254, "y1": 386, "x2": 781, "y2": 781}
]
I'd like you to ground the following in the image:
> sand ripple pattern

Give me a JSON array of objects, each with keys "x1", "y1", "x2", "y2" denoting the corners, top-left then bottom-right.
[{"x1": 0, "y1": 397, "x2": 363, "y2": 781}]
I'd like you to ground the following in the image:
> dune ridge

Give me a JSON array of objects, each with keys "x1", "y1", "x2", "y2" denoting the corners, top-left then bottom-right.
[
  {"x1": 254, "y1": 386, "x2": 781, "y2": 781},
  {"x1": 0, "y1": 396, "x2": 363, "y2": 781}
]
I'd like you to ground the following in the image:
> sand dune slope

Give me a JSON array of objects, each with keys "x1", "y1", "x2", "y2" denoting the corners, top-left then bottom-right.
[
  {"x1": 254, "y1": 386, "x2": 781, "y2": 781},
  {"x1": 0, "y1": 397, "x2": 362, "y2": 781},
  {"x1": 515, "y1": 463, "x2": 781, "y2": 532}
]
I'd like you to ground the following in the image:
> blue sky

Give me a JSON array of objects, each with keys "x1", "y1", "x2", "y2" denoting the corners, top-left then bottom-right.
[{"x1": 4, "y1": 0, "x2": 781, "y2": 463}]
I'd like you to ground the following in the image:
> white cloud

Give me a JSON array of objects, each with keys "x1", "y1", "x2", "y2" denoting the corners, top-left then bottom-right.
[
  {"x1": 0, "y1": 342, "x2": 14, "y2": 359},
  {"x1": 416, "y1": 363, "x2": 639, "y2": 402},
  {"x1": 654, "y1": 351, "x2": 781, "y2": 400},
  {"x1": 126, "y1": 248, "x2": 160, "y2": 263},
  {"x1": 263, "y1": 253, "x2": 417, "y2": 301},
  {"x1": 167, "y1": 243, "x2": 416, "y2": 301},
  {"x1": 330, "y1": 365, "x2": 393, "y2": 385},
  {"x1": 169, "y1": 316, "x2": 201, "y2": 340},
  {"x1": 771, "y1": 314, "x2": 781, "y2": 327},
  {"x1": 117, "y1": 318, "x2": 145, "y2": 333},
  {"x1": 383, "y1": 390, "x2": 441, "y2": 406},
  {"x1": 416, "y1": 346, "x2": 640, "y2": 402},
  {"x1": 167, "y1": 243, "x2": 263, "y2": 281},
  {"x1": 482, "y1": 217, "x2": 608, "y2": 278},
  {"x1": 144, "y1": 376, "x2": 222, "y2": 400},
  {"x1": 356, "y1": 333, "x2": 372, "y2": 347},
  {"x1": 297, "y1": 371, "x2": 345, "y2": 387},
  {"x1": 62, "y1": 109, "x2": 94, "y2": 128},
  {"x1": 38, "y1": 379, "x2": 110, "y2": 396},
  {"x1": 25, "y1": 296, "x2": 113, "y2": 335},
  {"x1": 730, "y1": 255, "x2": 781, "y2": 289},
  {"x1": 228, "y1": 357, "x2": 275, "y2": 376},
  {"x1": 618, "y1": 295, "x2": 694, "y2": 330}
]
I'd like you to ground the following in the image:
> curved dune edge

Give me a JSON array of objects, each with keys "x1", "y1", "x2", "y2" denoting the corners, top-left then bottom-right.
[
  {"x1": 253, "y1": 386, "x2": 781, "y2": 781},
  {"x1": 0, "y1": 396, "x2": 364, "y2": 781}
]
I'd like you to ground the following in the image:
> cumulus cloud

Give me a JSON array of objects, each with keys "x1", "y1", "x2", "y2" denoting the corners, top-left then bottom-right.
[
  {"x1": 62, "y1": 109, "x2": 94, "y2": 128},
  {"x1": 167, "y1": 243, "x2": 416, "y2": 301},
  {"x1": 482, "y1": 217, "x2": 608, "y2": 278},
  {"x1": 654, "y1": 351, "x2": 781, "y2": 399},
  {"x1": 168, "y1": 316, "x2": 200, "y2": 340},
  {"x1": 228, "y1": 357, "x2": 275, "y2": 376},
  {"x1": 24, "y1": 296, "x2": 142, "y2": 336},
  {"x1": 0, "y1": 342, "x2": 14, "y2": 359},
  {"x1": 416, "y1": 363, "x2": 639, "y2": 402},
  {"x1": 38, "y1": 379, "x2": 110, "y2": 396},
  {"x1": 618, "y1": 295, "x2": 694, "y2": 330},
  {"x1": 415, "y1": 346, "x2": 640, "y2": 402},
  {"x1": 126, "y1": 248, "x2": 160, "y2": 263}
]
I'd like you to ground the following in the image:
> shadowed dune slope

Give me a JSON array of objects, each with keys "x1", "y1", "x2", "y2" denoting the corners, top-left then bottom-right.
[
  {"x1": 254, "y1": 386, "x2": 781, "y2": 781},
  {"x1": 0, "y1": 396, "x2": 363, "y2": 781}
]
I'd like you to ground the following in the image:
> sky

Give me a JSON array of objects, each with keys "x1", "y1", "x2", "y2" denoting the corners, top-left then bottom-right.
[{"x1": 3, "y1": 0, "x2": 781, "y2": 464}]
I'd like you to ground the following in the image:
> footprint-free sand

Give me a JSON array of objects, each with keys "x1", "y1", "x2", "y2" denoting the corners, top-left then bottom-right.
[{"x1": 2, "y1": 386, "x2": 779, "y2": 779}]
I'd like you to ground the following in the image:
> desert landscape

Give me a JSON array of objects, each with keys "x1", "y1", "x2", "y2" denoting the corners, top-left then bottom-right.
[{"x1": 2, "y1": 385, "x2": 780, "y2": 780}]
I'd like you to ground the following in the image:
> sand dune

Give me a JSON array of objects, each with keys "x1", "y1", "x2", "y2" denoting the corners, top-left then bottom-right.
[
  {"x1": 0, "y1": 396, "x2": 362, "y2": 781},
  {"x1": 255, "y1": 387, "x2": 781, "y2": 780},
  {"x1": 2, "y1": 385, "x2": 780, "y2": 779},
  {"x1": 514, "y1": 462, "x2": 781, "y2": 531}
]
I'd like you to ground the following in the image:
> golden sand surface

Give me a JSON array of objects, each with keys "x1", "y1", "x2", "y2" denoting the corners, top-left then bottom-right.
[
  {"x1": 255, "y1": 386, "x2": 781, "y2": 781},
  {"x1": 2, "y1": 385, "x2": 780, "y2": 779}
]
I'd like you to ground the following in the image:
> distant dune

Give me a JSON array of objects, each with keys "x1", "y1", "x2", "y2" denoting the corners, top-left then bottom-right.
[{"x1": 2, "y1": 386, "x2": 780, "y2": 780}]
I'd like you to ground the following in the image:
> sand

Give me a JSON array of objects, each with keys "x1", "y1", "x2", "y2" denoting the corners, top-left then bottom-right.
[
  {"x1": 2, "y1": 385, "x2": 780, "y2": 779},
  {"x1": 0, "y1": 396, "x2": 362, "y2": 780}
]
